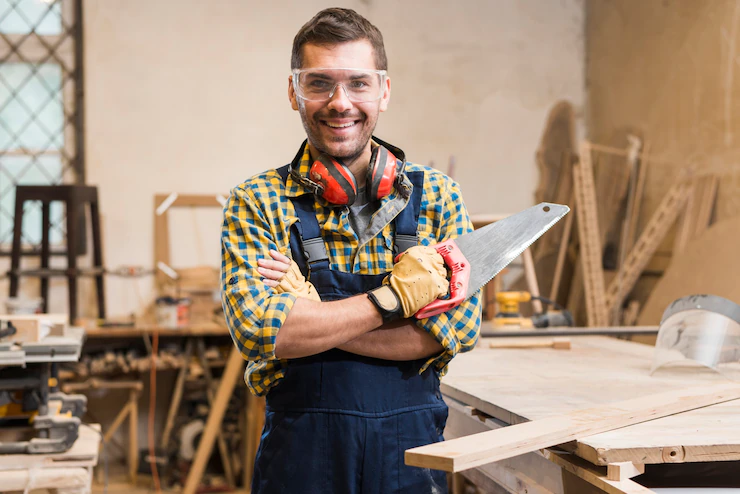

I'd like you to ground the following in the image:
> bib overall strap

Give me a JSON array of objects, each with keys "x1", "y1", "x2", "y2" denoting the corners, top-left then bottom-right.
[
  {"x1": 276, "y1": 165, "x2": 330, "y2": 277},
  {"x1": 393, "y1": 170, "x2": 424, "y2": 256}
]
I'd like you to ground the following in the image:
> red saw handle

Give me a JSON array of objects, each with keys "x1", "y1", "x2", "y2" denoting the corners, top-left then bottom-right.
[{"x1": 414, "y1": 239, "x2": 470, "y2": 319}]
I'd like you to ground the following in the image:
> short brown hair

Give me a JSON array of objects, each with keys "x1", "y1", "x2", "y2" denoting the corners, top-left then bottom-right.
[{"x1": 291, "y1": 8, "x2": 387, "y2": 70}]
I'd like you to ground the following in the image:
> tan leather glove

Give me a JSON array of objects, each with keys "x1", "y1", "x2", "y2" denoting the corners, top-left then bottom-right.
[
  {"x1": 273, "y1": 260, "x2": 321, "y2": 302},
  {"x1": 367, "y1": 245, "x2": 449, "y2": 320}
]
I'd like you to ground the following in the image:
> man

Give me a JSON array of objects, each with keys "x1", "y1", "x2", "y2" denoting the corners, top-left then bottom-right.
[{"x1": 221, "y1": 8, "x2": 481, "y2": 493}]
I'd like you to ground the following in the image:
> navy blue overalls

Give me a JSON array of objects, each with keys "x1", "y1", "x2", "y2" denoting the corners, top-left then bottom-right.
[{"x1": 250, "y1": 166, "x2": 449, "y2": 493}]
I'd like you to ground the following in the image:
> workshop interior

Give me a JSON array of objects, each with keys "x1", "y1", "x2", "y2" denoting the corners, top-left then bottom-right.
[{"x1": 1, "y1": 1, "x2": 740, "y2": 493}]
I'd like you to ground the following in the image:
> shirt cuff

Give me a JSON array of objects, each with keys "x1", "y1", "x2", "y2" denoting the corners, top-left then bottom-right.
[{"x1": 415, "y1": 313, "x2": 460, "y2": 374}]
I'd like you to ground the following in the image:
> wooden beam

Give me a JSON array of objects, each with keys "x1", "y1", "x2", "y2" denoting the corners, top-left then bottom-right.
[
  {"x1": 549, "y1": 191, "x2": 574, "y2": 303},
  {"x1": 489, "y1": 337, "x2": 571, "y2": 350},
  {"x1": 573, "y1": 144, "x2": 608, "y2": 326},
  {"x1": 607, "y1": 462, "x2": 645, "y2": 481},
  {"x1": 545, "y1": 450, "x2": 655, "y2": 494},
  {"x1": 604, "y1": 180, "x2": 691, "y2": 321},
  {"x1": 405, "y1": 383, "x2": 740, "y2": 472},
  {"x1": 182, "y1": 346, "x2": 245, "y2": 494},
  {"x1": 522, "y1": 249, "x2": 543, "y2": 313}
]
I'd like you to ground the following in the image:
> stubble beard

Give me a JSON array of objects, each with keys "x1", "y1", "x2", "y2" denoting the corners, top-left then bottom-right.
[{"x1": 298, "y1": 102, "x2": 378, "y2": 163}]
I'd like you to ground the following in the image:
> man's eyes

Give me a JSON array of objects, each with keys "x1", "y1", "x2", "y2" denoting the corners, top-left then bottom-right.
[
  {"x1": 308, "y1": 79, "x2": 332, "y2": 89},
  {"x1": 306, "y1": 79, "x2": 372, "y2": 89}
]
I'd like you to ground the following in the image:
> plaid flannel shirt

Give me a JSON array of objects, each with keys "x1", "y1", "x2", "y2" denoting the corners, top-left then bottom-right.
[{"x1": 221, "y1": 142, "x2": 481, "y2": 396}]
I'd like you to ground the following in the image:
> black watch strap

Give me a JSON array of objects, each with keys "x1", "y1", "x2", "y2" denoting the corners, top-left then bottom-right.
[{"x1": 367, "y1": 285, "x2": 403, "y2": 322}]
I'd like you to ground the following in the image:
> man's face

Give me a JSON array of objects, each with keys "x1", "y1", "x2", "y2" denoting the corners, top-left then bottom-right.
[{"x1": 289, "y1": 40, "x2": 391, "y2": 163}]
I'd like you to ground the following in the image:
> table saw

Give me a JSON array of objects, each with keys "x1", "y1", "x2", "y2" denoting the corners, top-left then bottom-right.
[{"x1": 0, "y1": 323, "x2": 87, "y2": 454}]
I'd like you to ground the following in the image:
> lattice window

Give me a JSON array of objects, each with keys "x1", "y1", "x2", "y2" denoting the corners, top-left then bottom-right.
[{"x1": 0, "y1": 0, "x2": 83, "y2": 253}]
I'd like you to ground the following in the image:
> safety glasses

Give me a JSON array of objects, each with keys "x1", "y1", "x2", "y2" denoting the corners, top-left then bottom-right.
[{"x1": 292, "y1": 67, "x2": 387, "y2": 103}]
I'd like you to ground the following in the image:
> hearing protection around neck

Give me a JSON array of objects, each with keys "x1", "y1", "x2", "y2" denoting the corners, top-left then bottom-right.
[{"x1": 290, "y1": 137, "x2": 405, "y2": 206}]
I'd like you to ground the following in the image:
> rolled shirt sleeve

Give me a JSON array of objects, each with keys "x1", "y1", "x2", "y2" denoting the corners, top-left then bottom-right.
[
  {"x1": 415, "y1": 176, "x2": 482, "y2": 375},
  {"x1": 221, "y1": 179, "x2": 297, "y2": 363}
]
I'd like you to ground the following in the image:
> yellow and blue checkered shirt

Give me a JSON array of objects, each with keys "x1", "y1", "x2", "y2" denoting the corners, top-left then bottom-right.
[{"x1": 221, "y1": 143, "x2": 482, "y2": 396}]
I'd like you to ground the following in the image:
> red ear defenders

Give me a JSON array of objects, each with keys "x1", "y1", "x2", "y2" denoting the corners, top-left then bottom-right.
[{"x1": 290, "y1": 137, "x2": 405, "y2": 206}]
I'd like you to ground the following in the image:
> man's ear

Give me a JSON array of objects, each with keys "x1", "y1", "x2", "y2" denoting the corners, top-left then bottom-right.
[
  {"x1": 288, "y1": 75, "x2": 299, "y2": 111},
  {"x1": 379, "y1": 75, "x2": 391, "y2": 112}
]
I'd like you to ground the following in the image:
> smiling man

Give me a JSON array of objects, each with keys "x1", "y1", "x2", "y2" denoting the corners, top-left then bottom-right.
[{"x1": 221, "y1": 8, "x2": 481, "y2": 494}]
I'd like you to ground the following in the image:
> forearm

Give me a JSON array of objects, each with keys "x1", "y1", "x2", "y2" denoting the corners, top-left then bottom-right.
[
  {"x1": 338, "y1": 320, "x2": 443, "y2": 361},
  {"x1": 274, "y1": 295, "x2": 383, "y2": 359}
]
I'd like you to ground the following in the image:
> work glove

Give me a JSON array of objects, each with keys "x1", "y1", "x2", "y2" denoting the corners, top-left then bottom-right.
[
  {"x1": 367, "y1": 245, "x2": 449, "y2": 321},
  {"x1": 273, "y1": 260, "x2": 321, "y2": 302}
]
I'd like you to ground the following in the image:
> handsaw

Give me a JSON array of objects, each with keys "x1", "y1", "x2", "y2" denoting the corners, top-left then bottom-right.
[{"x1": 416, "y1": 202, "x2": 569, "y2": 319}]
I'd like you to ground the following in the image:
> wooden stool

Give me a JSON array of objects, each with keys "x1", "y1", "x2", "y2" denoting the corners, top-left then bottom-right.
[
  {"x1": 8, "y1": 185, "x2": 106, "y2": 324},
  {"x1": 63, "y1": 379, "x2": 142, "y2": 485}
]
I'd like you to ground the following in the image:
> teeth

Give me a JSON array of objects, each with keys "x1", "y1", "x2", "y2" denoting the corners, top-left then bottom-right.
[{"x1": 326, "y1": 122, "x2": 355, "y2": 128}]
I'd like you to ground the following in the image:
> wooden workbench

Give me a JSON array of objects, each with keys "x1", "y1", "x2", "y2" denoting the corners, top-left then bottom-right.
[
  {"x1": 442, "y1": 335, "x2": 740, "y2": 493},
  {"x1": 84, "y1": 320, "x2": 229, "y2": 338}
]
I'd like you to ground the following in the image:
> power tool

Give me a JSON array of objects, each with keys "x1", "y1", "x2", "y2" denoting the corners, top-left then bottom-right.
[
  {"x1": 0, "y1": 318, "x2": 87, "y2": 454},
  {"x1": 493, "y1": 291, "x2": 574, "y2": 329}
]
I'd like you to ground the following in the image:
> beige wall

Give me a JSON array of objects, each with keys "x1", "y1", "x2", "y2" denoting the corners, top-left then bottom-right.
[
  {"x1": 1, "y1": 0, "x2": 585, "y2": 317},
  {"x1": 587, "y1": 0, "x2": 740, "y2": 233}
]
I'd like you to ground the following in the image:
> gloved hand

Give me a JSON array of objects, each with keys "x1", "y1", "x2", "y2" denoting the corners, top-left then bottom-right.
[
  {"x1": 258, "y1": 249, "x2": 321, "y2": 302},
  {"x1": 367, "y1": 245, "x2": 449, "y2": 321},
  {"x1": 273, "y1": 260, "x2": 321, "y2": 302}
]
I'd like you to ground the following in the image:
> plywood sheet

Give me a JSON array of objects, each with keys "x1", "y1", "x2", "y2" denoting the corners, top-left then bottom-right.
[
  {"x1": 637, "y1": 216, "x2": 740, "y2": 325},
  {"x1": 441, "y1": 336, "x2": 740, "y2": 465}
]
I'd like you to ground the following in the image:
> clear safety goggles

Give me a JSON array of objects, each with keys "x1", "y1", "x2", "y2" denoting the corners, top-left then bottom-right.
[{"x1": 292, "y1": 67, "x2": 387, "y2": 103}]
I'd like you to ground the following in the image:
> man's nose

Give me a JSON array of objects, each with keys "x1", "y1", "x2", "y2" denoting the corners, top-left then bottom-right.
[{"x1": 327, "y1": 83, "x2": 353, "y2": 112}]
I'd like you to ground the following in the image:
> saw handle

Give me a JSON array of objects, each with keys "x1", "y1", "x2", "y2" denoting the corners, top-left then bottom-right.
[{"x1": 413, "y1": 239, "x2": 470, "y2": 319}]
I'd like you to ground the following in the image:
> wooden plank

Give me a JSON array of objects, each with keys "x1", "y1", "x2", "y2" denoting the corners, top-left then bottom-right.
[
  {"x1": 593, "y1": 134, "x2": 637, "y2": 270},
  {"x1": 604, "y1": 180, "x2": 691, "y2": 322},
  {"x1": 84, "y1": 321, "x2": 227, "y2": 338},
  {"x1": 154, "y1": 195, "x2": 172, "y2": 288},
  {"x1": 606, "y1": 462, "x2": 644, "y2": 481},
  {"x1": 672, "y1": 180, "x2": 696, "y2": 254},
  {"x1": 549, "y1": 192, "x2": 574, "y2": 302},
  {"x1": 545, "y1": 450, "x2": 655, "y2": 494},
  {"x1": 693, "y1": 175, "x2": 719, "y2": 235},
  {"x1": 531, "y1": 102, "x2": 577, "y2": 301},
  {"x1": 624, "y1": 142, "x2": 650, "y2": 251},
  {"x1": 406, "y1": 383, "x2": 740, "y2": 472},
  {"x1": 573, "y1": 144, "x2": 608, "y2": 326},
  {"x1": 129, "y1": 388, "x2": 139, "y2": 485},
  {"x1": 441, "y1": 336, "x2": 740, "y2": 467},
  {"x1": 445, "y1": 398, "x2": 563, "y2": 494},
  {"x1": 489, "y1": 337, "x2": 571, "y2": 350},
  {"x1": 1, "y1": 314, "x2": 68, "y2": 343},
  {"x1": 196, "y1": 338, "x2": 235, "y2": 486},
  {"x1": 182, "y1": 346, "x2": 245, "y2": 494},
  {"x1": 522, "y1": 249, "x2": 543, "y2": 314},
  {"x1": 575, "y1": 399, "x2": 740, "y2": 465}
]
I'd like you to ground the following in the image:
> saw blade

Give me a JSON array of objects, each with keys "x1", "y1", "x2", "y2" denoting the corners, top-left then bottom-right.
[{"x1": 457, "y1": 202, "x2": 569, "y2": 299}]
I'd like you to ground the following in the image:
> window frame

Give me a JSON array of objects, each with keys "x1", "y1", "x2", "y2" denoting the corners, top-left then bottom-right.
[{"x1": 0, "y1": 0, "x2": 84, "y2": 255}]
